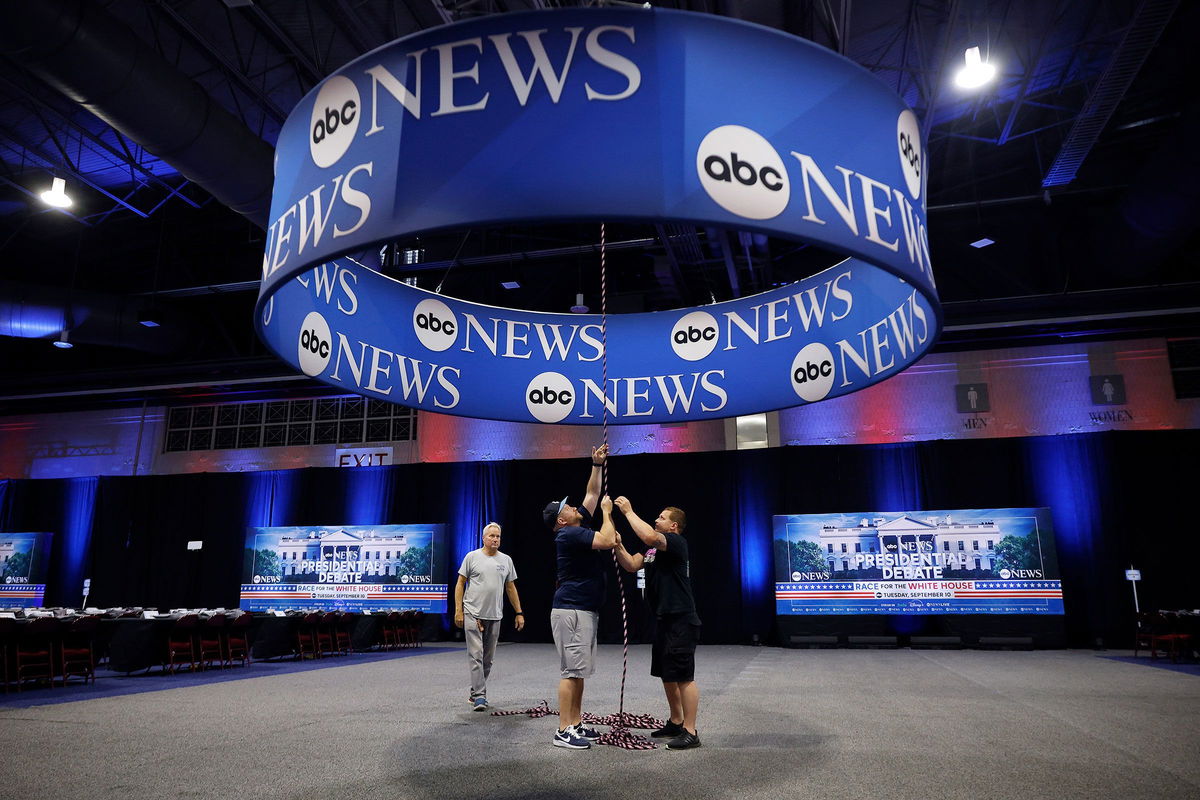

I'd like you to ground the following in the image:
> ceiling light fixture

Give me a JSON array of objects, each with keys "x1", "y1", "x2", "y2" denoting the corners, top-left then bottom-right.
[
  {"x1": 137, "y1": 310, "x2": 162, "y2": 328},
  {"x1": 500, "y1": 280, "x2": 520, "y2": 289},
  {"x1": 954, "y1": 46, "x2": 996, "y2": 89},
  {"x1": 970, "y1": 237, "x2": 995, "y2": 248},
  {"x1": 570, "y1": 293, "x2": 589, "y2": 313},
  {"x1": 40, "y1": 176, "x2": 73, "y2": 208},
  {"x1": 53, "y1": 330, "x2": 74, "y2": 349}
]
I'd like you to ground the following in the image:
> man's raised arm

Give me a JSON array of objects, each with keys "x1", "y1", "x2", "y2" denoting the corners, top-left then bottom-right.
[
  {"x1": 581, "y1": 443, "x2": 608, "y2": 517},
  {"x1": 590, "y1": 495, "x2": 618, "y2": 550},
  {"x1": 614, "y1": 496, "x2": 667, "y2": 550}
]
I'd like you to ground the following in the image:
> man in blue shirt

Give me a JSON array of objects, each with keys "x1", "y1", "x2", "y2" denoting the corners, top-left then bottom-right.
[{"x1": 542, "y1": 444, "x2": 617, "y2": 750}]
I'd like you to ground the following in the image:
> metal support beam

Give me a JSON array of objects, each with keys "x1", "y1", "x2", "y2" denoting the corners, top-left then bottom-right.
[
  {"x1": 150, "y1": 0, "x2": 289, "y2": 124},
  {"x1": 1042, "y1": 0, "x2": 1179, "y2": 187}
]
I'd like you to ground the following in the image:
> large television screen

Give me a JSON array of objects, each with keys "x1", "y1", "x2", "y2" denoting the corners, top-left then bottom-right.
[
  {"x1": 240, "y1": 524, "x2": 447, "y2": 612},
  {"x1": 773, "y1": 508, "x2": 1063, "y2": 615},
  {"x1": 0, "y1": 532, "x2": 53, "y2": 607}
]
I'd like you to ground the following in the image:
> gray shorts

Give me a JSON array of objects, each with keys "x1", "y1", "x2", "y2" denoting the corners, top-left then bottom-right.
[{"x1": 550, "y1": 608, "x2": 598, "y2": 679}]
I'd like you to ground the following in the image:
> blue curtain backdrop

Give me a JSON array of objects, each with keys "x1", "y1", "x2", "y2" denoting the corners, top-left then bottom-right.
[
  {"x1": 731, "y1": 449, "x2": 774, "y2": 640},
  {"x1": 1026, "y1": 435, "x2": 1112, "y2": 645},
  {"x1": 51, "y1": 477, "x2": 97, "y2": 606},
  {"x1": 246, "y1": 470, "x2": 298, "y2": 528},
  {"x1": 345, "y1": 465, "x2": 394, "y2": 525},
  {"x1": 868, "y1": 442, "x2": 925, "y2": 511},
  {"x1": 3, "y1": 429, "x2": 1193, "y2": 646}
]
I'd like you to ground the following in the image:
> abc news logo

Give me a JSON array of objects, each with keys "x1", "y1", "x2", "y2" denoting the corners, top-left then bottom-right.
[
  {"x1": 416, "y1": 312, "x2": 455, "y2": 334},
  {"x1": 310, "y1": 76, "x2": 361, "y2": 169},
  {"x1": 313, "y1": 99, "x2": 356, "y2": 146},
  {"x1": 790, "y1": 342, "x2": 834, "y2": 403},
  {"x1": 899, "y1": 132, "x2": 919, "y2": 173},
  {"x1": 298, "y1": 312, "x2": 333, "y2": 376},
  {"x1": 697, "y1": 113, "x2": 924, "y2": 219},
  {"x1": 300, "y1": 328, "x2": 330, "y2": 358},
  {"x1": 526, "y1": 371, "x2": 574, "y2": 423},
  {"x1": 670, "y1": 311, "x2": 719, "y2": 361},
  {"x1": 696, "y1": 125, "x2": 790, "y2": 220},
  {"x1": 412, "y1": 298, "x2": 457, "y2": 352},
  {"x1": 896, "y1": 109, "x2": 922, "y2": 200},
  {"x1": 674, "y1": 325, "x2": 714, "y2": 343},
  {"x1": 999, "y1": 568, "x2": 1045, "y2": 580},
  {"x1": 701, "y1": 152, "x2": 784, "y2": 192}
]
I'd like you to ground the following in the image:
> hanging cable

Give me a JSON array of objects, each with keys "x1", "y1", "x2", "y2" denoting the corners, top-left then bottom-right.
[{"x1": 433, "y1": 229, "x2": 472, "y2": 294}]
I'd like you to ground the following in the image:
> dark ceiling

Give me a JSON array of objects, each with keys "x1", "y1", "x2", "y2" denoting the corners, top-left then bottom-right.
[{"x1": 1, "y1": 0, "x2": 1197, "y2": 413}]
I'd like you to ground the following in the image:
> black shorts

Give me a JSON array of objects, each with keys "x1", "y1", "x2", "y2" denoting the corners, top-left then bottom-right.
[{"x1": 650, "y1": 614, "x2": 700, "y2": 682}]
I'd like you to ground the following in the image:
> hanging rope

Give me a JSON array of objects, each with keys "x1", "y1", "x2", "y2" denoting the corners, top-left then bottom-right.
[
  {"x1": 593, "y1": 221, "x2": 659, "y2": 750},
  {"x1": 493, "y1": 223, "x2": 658, "y2": 750}
]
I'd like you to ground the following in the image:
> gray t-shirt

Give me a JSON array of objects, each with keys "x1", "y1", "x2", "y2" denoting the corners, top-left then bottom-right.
[{"x1": 458, "y1": 549, "x2": 517, "y2": 620}]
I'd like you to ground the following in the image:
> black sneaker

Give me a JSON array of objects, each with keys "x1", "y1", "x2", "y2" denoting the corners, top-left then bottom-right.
[
  {"x1": 666, "y1": 730, "x2": 701, "y2": 750},
  {"x1": 650, "y1": 720, "x2": 684, "y2": 738}
]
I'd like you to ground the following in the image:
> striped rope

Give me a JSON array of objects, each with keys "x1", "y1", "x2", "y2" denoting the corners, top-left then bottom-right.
[
  {"x1": 598, "y1": 222, "x2": 626, "y2": 711},
  {"x1": 492, "y1": 700, "x2": 664, "y2": 731},
  {"x1": 595, "y1": 221, "x2": 658, "y2": 750},
  {"x1": 492, "y1": 703, "x2": 665, "y2": 750}
]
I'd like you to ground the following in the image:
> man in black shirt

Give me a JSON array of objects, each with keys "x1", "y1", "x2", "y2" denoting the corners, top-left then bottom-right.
[{"x1": 613, "y1": 496, "x2": 702, "y2": 750}]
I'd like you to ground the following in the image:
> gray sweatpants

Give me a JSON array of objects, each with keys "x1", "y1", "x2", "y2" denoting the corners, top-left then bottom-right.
[{"x1": 465, "y1": 613, "x2": 501, "y2": 699}]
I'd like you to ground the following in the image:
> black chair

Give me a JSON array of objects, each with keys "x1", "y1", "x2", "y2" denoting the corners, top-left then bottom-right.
[
  {"x1": 226, "y1": 613, "x2": 253, "y2": 667},
  {"x1": 16, "y1": 617, "x2": 60, "y2": 689},
  {"x1": 198, "y1": 613, "x2": 227, "y2": 670},
  {"x1": 60, "y1": 615, "x2": 100, "y2": 685},
  {"x1": 164, "y1": 614, "x2": 199, "y2": 674}
]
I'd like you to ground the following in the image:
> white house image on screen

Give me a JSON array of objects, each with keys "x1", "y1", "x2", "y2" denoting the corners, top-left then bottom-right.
[
  {"x1": 0, "y1": 539, "x2": 14, "y2": 568},
  {"x1": 818, "y1": 515, "x2": 1001, "y2": 573},
  {"x1": 275, "y1": 529, "x2": 412, "y2": 577}
]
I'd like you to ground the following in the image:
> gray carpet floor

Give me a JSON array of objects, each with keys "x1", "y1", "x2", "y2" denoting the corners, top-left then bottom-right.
[{"x1": 2, "y1": 644, "x2": 1197, "y2": 800}]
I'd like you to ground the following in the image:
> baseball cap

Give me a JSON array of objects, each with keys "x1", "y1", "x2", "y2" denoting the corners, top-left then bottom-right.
[{"x1": 542, "y1": 496, "x2": 568, "y2": 529}]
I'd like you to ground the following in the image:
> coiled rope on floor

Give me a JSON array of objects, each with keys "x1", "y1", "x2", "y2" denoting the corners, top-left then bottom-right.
[
  {"x1": 492, "y1": 224, "x2": 660, "y2": 750},
  {"x1": 492, "y1": 700, "x2": 664, "y2": 731}
]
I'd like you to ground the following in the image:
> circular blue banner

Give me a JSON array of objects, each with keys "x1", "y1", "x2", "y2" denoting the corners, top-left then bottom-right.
[{"x1": 258, "y1": 7, "x2": 940, "y2": 425}]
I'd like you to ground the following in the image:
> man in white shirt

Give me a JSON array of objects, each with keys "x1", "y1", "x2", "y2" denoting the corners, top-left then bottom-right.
[{"x1": 454, "y1": 522, "x2": 524, "y2": 711}]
